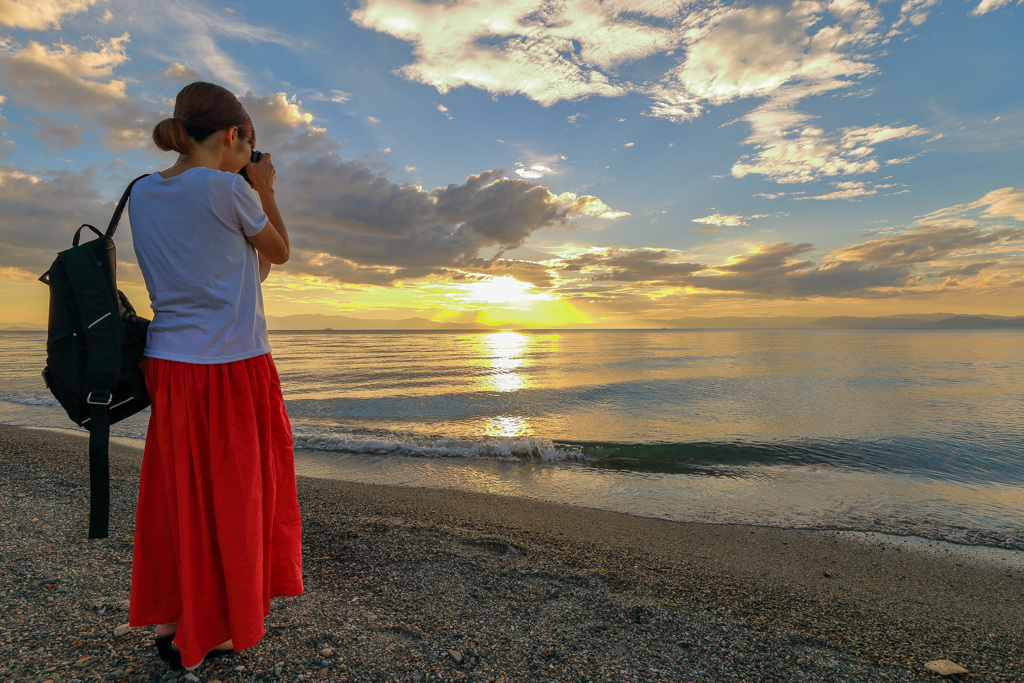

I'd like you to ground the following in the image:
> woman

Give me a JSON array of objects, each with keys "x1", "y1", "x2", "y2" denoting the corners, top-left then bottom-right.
[{"x1": 127, "y1": 81, "x2": 303, "y2": 671}]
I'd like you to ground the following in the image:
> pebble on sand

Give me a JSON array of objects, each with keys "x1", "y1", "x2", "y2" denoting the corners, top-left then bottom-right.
[{"x1": 925, "y1": 659, "x2": 969, "y2": 676}]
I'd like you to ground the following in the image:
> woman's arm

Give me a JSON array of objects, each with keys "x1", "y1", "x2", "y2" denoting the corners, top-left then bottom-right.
[
  {"x1": 258, "y1": 252, "x2": 272, "y2": 282},
  {"x1": 245, "y1": 153, "x2": 290, "y2": 265}
]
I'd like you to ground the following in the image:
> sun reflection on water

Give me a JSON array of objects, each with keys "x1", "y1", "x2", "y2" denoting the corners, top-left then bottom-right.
[
  {"x1": 478, "y1": 331, "x2": 532, "y2": 393},
  {"x1": 484, "y1": 415, "x2": 533, "y2": 437}
]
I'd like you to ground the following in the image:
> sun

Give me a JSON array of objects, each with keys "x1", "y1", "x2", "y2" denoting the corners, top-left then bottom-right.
[{"x1": 459, "y1": 275, "x2": 552, "y2": 305}]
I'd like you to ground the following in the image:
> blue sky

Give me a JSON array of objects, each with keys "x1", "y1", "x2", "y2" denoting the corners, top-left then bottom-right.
[{"x1": 1, "y1": 0, "x2": 1022, "y2": 327}]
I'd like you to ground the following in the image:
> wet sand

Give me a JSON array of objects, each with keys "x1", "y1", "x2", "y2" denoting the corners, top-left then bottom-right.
[{"x1": 1, "y1": 423, "x2": 1021, "y2": 682}]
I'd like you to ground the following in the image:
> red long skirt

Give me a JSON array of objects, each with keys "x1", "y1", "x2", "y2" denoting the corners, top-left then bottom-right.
[{"x1": 128, "y1": 354, "x2": 303, "y2": 668}]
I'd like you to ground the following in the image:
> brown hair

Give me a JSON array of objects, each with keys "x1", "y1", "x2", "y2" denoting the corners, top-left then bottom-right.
[{"x1": 152, "y1": 81, "x2": 254, "y2": 155}]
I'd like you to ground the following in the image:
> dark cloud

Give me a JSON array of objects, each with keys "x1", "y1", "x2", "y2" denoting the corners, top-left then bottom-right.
[
  {"x1": 938, "y1": 262, "x2": 997, "y2": 278},
  {"x1": 305, "y1": 254, "x2": 444, "y2": 287},
  {"x1": 32, "y1": 116, "x2": 84, "y2": 150},
  {"x1": 455, "y1": 257, "x2": 556, "y2": 288},
  {"x1": 279, "y1": 157, "x2": 580, "y2": 284},
  {"x1": 0, "y1": 166, "x2": 119, "y2": 275},
  {"x1": 554, "y1": 242, "x2": 913, "y2": 300},
  {"x1": 558, "y1": 248, "x2": 704, "y2": 282},
  {"x1": 827, "y1": 226, "x2": 1024, "y2": 265},
  {"x1": 684, "y1": 242, "x2": 911, "y2": 297}
]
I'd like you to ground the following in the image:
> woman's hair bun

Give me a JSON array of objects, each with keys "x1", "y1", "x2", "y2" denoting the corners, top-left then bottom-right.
[{"x1": 152, "y1": 117, "x2": 193, "y2": 155}]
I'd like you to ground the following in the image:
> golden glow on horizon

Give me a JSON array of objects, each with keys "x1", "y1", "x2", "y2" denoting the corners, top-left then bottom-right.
[{"x1": 6, "y1": 259, "x2": 1024, "y2": 329}]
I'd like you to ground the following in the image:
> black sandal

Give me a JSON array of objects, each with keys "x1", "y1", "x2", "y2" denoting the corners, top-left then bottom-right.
[
  {"x1": 205, "y1": 647, "x2": 236, "y2": 661},
  {"x1": 155, "y1": 634, "x2": 235, "y2": 670},
  {"x1": 154, "y1": 634, "x2": 183, "y2": 670}
]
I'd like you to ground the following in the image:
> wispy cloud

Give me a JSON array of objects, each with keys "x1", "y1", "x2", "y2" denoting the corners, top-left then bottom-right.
[
  {"x1": 970, "y1": 0, "x2": 1023, "y2": 16},
  {"x1": 120, "y1": 0, "x2": 297, "y2": 93},
  {"x1": 920, "y1": 186, "x2": 1024, "y2": 224},
  {"x1": 692, "y1": 212, "x2": 771, "y2": 229}
]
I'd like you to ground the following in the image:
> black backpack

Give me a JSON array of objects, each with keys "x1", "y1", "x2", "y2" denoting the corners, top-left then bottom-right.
[{"x1": 38, "y1": 174, "x2": 151, "y2": 539}]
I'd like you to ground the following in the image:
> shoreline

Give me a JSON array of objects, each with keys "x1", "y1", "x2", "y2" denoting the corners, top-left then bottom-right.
[
  {"x1": 11, "y1": 419, "x2": 1023, "y2": 556},
  {"x1": 1, "y1": 424, "x2": 1022, "y2": 681}
]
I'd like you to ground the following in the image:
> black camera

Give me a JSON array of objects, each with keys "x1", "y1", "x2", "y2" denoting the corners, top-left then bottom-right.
[{"x1": 239, "y1": 149, "x2": 263, "y2": 184}]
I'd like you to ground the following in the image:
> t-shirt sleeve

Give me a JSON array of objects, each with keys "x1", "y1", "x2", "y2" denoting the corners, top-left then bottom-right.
[{"x1": 230, "y1": 174, "x2": 270, "y2": 237}]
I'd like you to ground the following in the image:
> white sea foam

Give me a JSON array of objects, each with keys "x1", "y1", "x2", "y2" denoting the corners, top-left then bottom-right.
[
  {"x1": 294, "y1": 428, "x2": 587, "y2": 463},
  {"x1": 0, "y1": 393, "x2": 61, "y2": 408}
]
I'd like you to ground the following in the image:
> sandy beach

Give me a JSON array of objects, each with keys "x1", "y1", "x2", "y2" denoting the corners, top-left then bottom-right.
[{"x1": 1, "y1": 423, "x2": 1021, "y2": 682}]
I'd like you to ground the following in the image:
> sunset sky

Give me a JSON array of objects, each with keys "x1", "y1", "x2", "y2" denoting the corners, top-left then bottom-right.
[{"x1": 1, "y1": 0, "x2": 1022, "y2": 328}]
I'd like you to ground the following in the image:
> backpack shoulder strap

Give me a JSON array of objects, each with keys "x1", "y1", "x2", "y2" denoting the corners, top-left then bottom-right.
[
  {"x1": 105, "y1": 174, "x2": 150, "y2": 239},
  {"x1": 58, "y1": 241, "x2": 122, "y2": 539}
]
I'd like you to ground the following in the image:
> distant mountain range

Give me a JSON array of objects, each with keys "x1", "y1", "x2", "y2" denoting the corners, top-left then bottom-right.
[
  {"x1": 264, "y1": 313, "x2": 1024, "y2": 331},
  {"x1": 0, "y1": 322, "x2": 46, "y2": 331},
  {"x1": 4, "y1": 313, "x2": 1021, "y2": 332}
]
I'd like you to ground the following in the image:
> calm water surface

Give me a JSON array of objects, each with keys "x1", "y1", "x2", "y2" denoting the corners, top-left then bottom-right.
[{"x1": 2, "y1": 329, "x2": 1022, "y2": 549}]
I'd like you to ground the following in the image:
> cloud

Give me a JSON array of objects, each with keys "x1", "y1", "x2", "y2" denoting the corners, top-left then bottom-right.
[
  {"x1": 921, "y1": 186, "x2": 1024, "y2": 225},
  {"x1": 793, "y1": 180, "x2": 906, "y2": 201},
  {"x1": 350, "y1": 0, "x2": 676, "y2": 106},
  {"x1": 0, "y1": 33, "x2": 155, "y2": 149},
  {"x1": 0, "y1": 0, "x2": 99, "y2": 30},
  {"x1": 970, "y1": 0, "x2": 1021, "y2": 16},
  {"x1": 976, "y1": 187, "x2": 1024, "y2": 221},
  {"x1": 549, "y1": 241, "x2": 911, "y2": 298},
  {"x1": 826, "y1": 226, "x2": 1024, "y2": 265},
  {"x1": 938, "y1": 261, "x2": 997, "y2": 286},
  {"x1": 238, "y1": 92, "x2": 339, "y2": 154},
  {"x1": 684, "y1": 242, "x2": 911, "y2": 297},
  {"x1": 0, "y1": 34, "x2": 131, "y2": 109},
  {"x1": 692, "y1": 212, "x2": 770, "y2": 228},
  {"x1": 162, "y1": 62, "x2": 199, "y2": 82},
  {"x1": 32, "y1": 116, "x2": 84, "y2": 150},
  {"x1": 274, "y1": 159, "x2": 625, "y2": 285},
  {"x1": 0, "y1": 165, "x2": 125, "y2": 275},
  {"x1": 559, "y1": 248, "x2": 704, "y2": 283},
  {"x1": 515, "y1": 164, "x2": 553, "y2": 180},
  {"x1": 556, "y1": 193, "x2": 630, "y2": 219},
  {"x1": 454, "y1": 257, "x2": 556, "y2": 288},
  {"x1": 894, "y1": 0, "x2": 942, "y2": 28},
  {"x1": 544, "y1": 219, "x2": 1024, "y2": 308},
  {"x1": 649, "y1": 0, "x2": 883, "y2": 123},
  {"x1": 731, "y1": 95, "x2": 930, "y2": 183},
  {"x1": 352, "y1": 0, "x2": 933, "y2": 189},
  {"x1": 125, "y1": 0, "x2": 296, "y2": 92}
]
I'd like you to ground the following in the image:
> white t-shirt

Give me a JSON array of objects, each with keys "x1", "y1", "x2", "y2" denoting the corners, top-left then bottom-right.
[{"x1": 129, "y1": 167, "x2": 271, "y2": 364}]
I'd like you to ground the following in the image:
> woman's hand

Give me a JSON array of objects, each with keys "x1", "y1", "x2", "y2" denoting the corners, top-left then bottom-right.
[{"x1": 245, "y1": 153, "x2": 276, "y2": 195}]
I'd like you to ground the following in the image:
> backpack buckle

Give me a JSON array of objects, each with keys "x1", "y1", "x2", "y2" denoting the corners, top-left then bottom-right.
[{"x1": 86, "y1": 392, "x2": 113, "y2": 406}]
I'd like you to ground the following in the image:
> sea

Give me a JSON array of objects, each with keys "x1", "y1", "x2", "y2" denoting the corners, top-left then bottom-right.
[{"x1": 2, "y1": 328, "x2": 1023, "y2": 552}]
